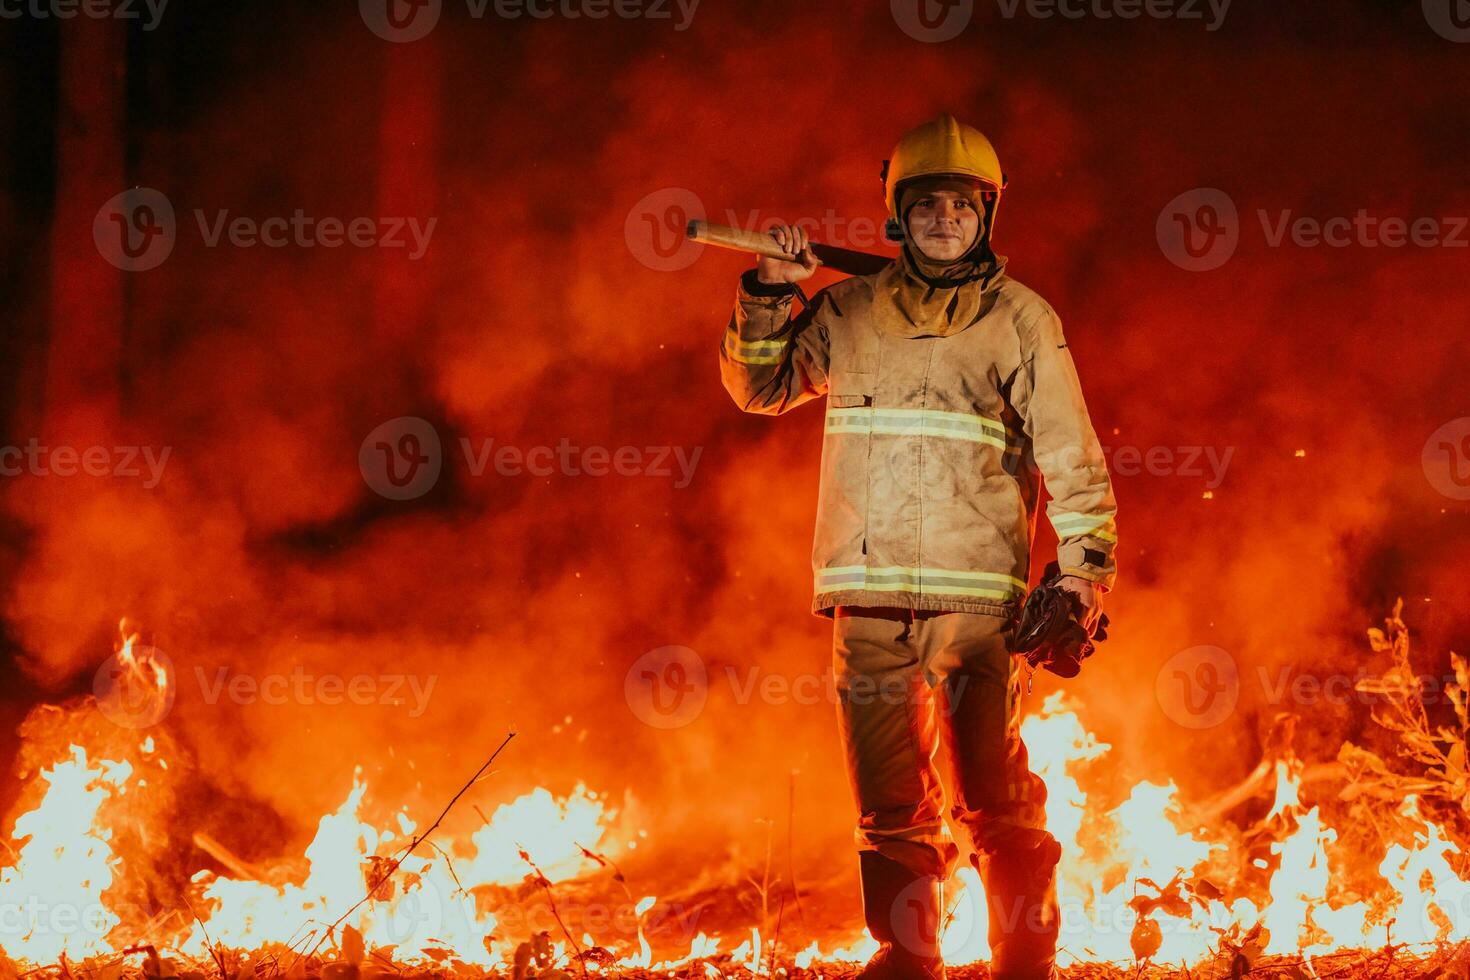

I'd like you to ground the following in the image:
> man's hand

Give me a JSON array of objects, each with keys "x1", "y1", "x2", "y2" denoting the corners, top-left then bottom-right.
[
  {"x1": 756, "y1": 224, "x2": 821, "y2": 284},
  {"x1": 1057, "y1": 575, "x2": 1103, "y2": 634}
]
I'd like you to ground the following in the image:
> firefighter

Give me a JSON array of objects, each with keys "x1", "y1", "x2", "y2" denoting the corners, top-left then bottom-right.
[{"x1": 718, "y1": 114, "x2": 1118, "y2": 980}]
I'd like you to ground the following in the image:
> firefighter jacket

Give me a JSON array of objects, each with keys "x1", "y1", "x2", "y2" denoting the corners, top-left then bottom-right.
[{"x1": 720, "y1": 264, "x2": 1118, "y2": 617}]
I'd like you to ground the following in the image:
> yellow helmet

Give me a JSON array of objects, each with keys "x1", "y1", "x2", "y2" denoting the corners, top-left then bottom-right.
[{"x1": 881, "y1": 114, "x2": 1007, "y2": 218}]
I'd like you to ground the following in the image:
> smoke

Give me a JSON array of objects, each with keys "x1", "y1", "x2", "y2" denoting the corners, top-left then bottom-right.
[{"x1": 0, "y1": 0, "x2": 1466, "y2": 920}]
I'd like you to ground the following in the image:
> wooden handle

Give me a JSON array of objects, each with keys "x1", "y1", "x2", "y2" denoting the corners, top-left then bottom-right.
[{"x1": 685, "y1": 219, "x2": 893, "y2": 277}]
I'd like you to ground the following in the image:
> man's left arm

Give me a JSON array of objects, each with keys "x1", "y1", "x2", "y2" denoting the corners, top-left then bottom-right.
[{"x1": 1018, "y1": 303, "x2": 1118, "y2": 625}]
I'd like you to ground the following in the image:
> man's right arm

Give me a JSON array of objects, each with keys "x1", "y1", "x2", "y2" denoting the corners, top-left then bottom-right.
[
  {"x1": 719, "y1": 271, "x2": 831, "y2": 415},
  {"x1": 719, "y1": 227, "x2": 832, "y2": 414}
]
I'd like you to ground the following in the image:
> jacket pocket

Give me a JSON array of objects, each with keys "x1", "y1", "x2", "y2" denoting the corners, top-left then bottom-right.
[{"x1": 829, "y1": 361, "x2": 877, "y2": 408}]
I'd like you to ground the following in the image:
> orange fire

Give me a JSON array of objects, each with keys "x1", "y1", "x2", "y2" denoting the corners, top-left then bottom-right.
[
  {"x1": 0, "y1": 607, "x2": 1465, "y2": 977},
  {"x1": 2, "y1": 683, "x2": 1467, "y2": 975},
  {"x1": 0, "y1": 745, "x2": 129, "y2": 964}
]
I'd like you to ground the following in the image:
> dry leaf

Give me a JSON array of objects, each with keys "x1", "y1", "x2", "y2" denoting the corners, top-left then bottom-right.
[
  {"x1": 341, "y1": 925, "x2": 365, "y2": 967},
  {"x1": 1130, "y1": 915, "x2": 1162, "y2": 960}
]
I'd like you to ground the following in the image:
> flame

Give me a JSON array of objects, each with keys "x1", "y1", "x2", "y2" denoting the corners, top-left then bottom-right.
[
  {"x1": 0, "y1": 746, "x2": 130, "y2": 964},
  {"x1": 179, "y1": 777, "x2": 616, "y2": 967},
  {"x1": 4, "y1": 690, "x2": 1470, "y2": 972}
]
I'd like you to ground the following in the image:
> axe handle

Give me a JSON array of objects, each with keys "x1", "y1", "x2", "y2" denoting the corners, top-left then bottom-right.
[{"x1": 685, "y1": 219, "x2": 893, "y2": 277}]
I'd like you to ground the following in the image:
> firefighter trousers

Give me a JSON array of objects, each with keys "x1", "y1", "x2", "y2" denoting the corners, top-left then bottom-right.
[{"x1": 833, "y1": 606, "x2": 1062, "y2": 978}]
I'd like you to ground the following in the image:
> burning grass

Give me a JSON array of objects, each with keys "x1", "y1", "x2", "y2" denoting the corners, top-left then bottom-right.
[
  {"x1": 12, "y1": 940, "x2": 1470, "y2": 980},
  {"x1": 1, "y1": 605, "x2": 1467, "y2": 978}
]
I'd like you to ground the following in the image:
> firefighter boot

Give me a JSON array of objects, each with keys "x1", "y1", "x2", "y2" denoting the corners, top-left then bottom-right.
[
  {"x1": 975, "y1": 831, "x2": 1061, "y2": 980},
  {"x1": 856, "y1": 850, "x2": 946, "y2": 980}
]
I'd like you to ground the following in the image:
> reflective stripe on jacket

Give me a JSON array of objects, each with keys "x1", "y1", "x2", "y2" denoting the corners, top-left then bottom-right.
[{"x1": 720, "y1": 267, "x2": 1117, "y2": 618}]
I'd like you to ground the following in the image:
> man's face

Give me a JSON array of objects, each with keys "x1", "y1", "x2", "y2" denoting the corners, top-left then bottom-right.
[{"x1": 905, "y1": 188, "x2": 984, "y2": 261}]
